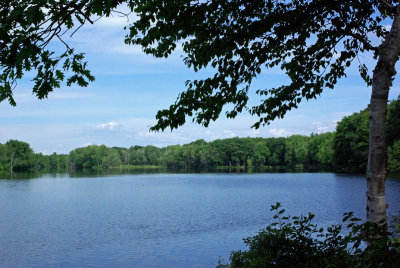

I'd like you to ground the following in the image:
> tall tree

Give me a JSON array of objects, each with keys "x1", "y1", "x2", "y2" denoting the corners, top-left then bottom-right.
[
  {"x1": 334, "y1": 108, "x2": 370, "y2": 173},
  {"x1": 4, "y1": 140, "x2": 34, "y2": 174},
  {"x1": 1, "y1": 0, "x2": 399, "y2": 223}
]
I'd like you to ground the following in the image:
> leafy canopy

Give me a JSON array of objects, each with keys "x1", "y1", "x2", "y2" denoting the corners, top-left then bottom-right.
[{"x1": 0, "y1": 1, "x2": 395, "y2": 128}]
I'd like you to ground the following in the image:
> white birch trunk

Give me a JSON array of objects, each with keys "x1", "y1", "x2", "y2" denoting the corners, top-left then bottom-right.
[{"x1": 367, "y1": 5, "x2": 400, "y2": 223}]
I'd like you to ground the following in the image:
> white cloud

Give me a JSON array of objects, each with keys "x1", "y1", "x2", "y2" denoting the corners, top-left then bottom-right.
[
  {"x1": 268, "y1": 128, "x2": 291, "y2": 137},
  {"x1": 310, "y1": 120, "x2": 336, "y2": 134},
  {"x1": 96, "y1": 121, "x2": 121, "y2": 131}
]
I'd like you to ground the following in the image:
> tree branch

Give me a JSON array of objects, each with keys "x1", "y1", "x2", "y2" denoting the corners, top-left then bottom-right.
[{"x1": 343, "y1": 30, "x2": 379, "y2": 52}]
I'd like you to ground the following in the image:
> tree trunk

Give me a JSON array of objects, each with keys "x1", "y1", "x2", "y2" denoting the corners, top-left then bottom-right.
[
  {"x1": 367, "y1": 5, "x2": 400, "y2": 224},
  {"x1": 9, "y1": 151, "x2": 15, "y2": 176}
]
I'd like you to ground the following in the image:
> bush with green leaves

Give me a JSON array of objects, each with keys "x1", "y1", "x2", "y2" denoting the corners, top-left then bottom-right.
[{"x1": 218, "y1": 203, "x2": 400, "y2": 268}]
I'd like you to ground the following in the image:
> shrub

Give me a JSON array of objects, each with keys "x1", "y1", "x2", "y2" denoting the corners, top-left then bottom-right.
[{"x1": 218, "y1": 203, "x2": 400, "y2": 268}]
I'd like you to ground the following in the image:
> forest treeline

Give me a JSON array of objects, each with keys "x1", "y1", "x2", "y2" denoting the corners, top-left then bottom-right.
[{"x1": 1, "y1": 98, "x2": 399, "y2": 174}]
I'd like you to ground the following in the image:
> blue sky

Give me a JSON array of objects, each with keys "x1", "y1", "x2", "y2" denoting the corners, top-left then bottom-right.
[{"x1": 1, "y1": 14, "x2": 399, "y2": 154}]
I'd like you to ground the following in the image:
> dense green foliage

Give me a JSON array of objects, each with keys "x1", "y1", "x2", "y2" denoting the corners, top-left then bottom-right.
[
  {"x1": 0, "y1": 134, "x2": 332, "y2": 174},
  {"x1": 68, "y1": 133, "x2": 338, "y2": 171},
  {"x1": 387, "y1": 97, "x2": 400, "y2": 148},
  {"x1": 64, "y1": 130, "x2": 364, "y2": 172},
  {"x1": 333, "y1": 108, "x2": 369, "y2": 173},
  {"x1": 0, "y1": 140, "x2": 69, "y2": 174},
  {"x1": 218, "y1": 203, "x2": 400, "y2": 268},
  {"x1": 69, "y1": 145, "x2": 121, "y2": 171},
  {"x1": 0, "y1": 140, "x2": 34, "y2": 173},
  {"x1": 333, "y1": 97, "x2": 400, "y2": 173}
]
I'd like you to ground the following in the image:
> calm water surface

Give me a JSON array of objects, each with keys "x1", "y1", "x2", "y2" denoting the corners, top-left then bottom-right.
[{"x1": 0, "y1": 173, "x2": 399, "y2": 267}]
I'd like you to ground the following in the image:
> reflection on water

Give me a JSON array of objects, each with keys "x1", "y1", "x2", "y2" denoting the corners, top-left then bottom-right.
[
  {"x1": 0, "y1": 173, "x2": 399, "y2": 267},
  {"x1": 0, "y1": 166, "x2": 327, "y2": 180}
]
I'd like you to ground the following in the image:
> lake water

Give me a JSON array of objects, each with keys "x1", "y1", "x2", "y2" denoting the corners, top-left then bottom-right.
[{"x1": 0, "y1": 173, "x2": 399, "y2": 267}]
